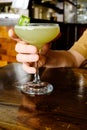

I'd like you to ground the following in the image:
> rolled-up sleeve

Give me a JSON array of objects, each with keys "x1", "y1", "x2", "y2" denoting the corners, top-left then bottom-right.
[{"x1": 70, "y1": 29, "x2": 87, "y2": 59}]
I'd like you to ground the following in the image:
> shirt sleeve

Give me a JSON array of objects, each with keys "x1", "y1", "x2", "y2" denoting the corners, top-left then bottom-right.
[{"x1": 70, "y1": 29, "x2": 87, "y2": 59}]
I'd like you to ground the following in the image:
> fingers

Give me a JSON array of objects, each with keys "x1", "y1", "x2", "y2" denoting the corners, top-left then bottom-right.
[
  {"x1": 15, "y1": 43, "x2": 50, "y2": 73},
  {"x1": 15, "y1": 43, "x2": 39, "y2": 74},
  {"x1": 22, "y1": 63, "x2": 36, "y2": 74},
  {"x1": 15, "y1": 43, "x2": 39, "y2": 62},
  {"x1": 15, "y1": 43, "x2": 37, "y2": 53},
  {"x1": 16, "y1": 53, "x2": 39, "y2": 62}
]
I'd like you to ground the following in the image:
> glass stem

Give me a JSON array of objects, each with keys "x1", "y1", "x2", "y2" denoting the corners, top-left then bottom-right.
[{"x1": 33, "y1": 61, "x2": 41, "y2": 83}]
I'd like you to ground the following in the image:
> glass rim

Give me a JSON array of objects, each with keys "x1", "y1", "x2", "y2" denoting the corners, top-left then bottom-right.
[{"x1": 16, "y1": 23, "x2": 59, "y2": 27}]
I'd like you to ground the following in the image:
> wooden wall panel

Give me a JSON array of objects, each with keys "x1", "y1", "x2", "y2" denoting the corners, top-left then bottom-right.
[{"x1": 0, "y1": 26, "x2": 17, "y2": 66}]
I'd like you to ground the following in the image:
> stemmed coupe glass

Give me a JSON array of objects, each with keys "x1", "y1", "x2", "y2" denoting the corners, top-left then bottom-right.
[{"x1": 14, "y1": 21, "x2": 60, "y2": 96}]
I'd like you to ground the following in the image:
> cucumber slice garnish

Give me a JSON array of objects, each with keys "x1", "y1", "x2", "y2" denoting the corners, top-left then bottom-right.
[{"x1": 18, "y1": 15, "x2": 30, "y2": 26}]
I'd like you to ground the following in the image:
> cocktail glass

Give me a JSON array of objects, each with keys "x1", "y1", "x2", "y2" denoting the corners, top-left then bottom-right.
[{"x1": 14, "y1": 23, "x2": 60, "y2": 95}]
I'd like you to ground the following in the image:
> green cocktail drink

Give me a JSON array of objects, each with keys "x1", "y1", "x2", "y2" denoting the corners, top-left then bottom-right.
[
  {"x1": 14, "y1": 23, "x2": 60, "y2": 96},
  {"x1": 15, "y1": 23, "x2": 60, "y2": 49}
]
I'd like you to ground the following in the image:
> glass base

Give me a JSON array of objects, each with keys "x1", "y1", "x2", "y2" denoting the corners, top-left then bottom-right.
[{"x1": 20, "y1": 81, "x2": 53, "y2": 96}]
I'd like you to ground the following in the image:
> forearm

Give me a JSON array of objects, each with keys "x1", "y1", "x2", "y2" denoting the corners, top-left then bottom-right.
[{"x1": 44, "y1": 50, "x2": 81, "y2": 68}]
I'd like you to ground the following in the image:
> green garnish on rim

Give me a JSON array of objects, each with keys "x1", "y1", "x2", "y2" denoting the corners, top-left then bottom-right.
[{"x1": 18, "y1": 15, "x2": 30, "y2": 26}]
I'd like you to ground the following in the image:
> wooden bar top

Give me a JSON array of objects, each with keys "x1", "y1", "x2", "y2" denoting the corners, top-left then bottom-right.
[{"x1": 0, "y1": 63, "x2": 87, "y2": 130}]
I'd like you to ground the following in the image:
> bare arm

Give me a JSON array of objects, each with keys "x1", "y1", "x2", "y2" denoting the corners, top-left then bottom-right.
[{"x1": 44, "y1": 49, "x2": 85, "y2": 68}]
